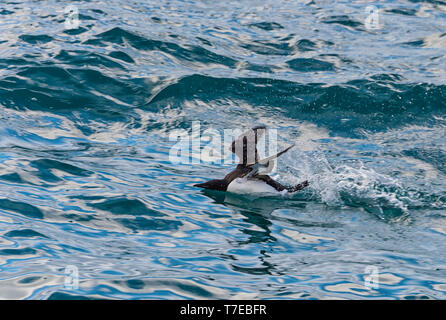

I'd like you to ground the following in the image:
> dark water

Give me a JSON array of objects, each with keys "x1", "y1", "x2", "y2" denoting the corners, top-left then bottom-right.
[{"x1": 0, "y1": 0, "x2": 445, "y2": 299}]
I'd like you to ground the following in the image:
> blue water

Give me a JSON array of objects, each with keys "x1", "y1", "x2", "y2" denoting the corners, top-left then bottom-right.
[{"x1": 0, "y1": 0, "x2": 445, "y2": 299}]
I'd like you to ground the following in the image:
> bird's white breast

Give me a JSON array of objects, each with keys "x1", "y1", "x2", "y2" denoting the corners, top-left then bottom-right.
[{"x1": 227, "y1": 178, "x2": 279, "y2": 195}]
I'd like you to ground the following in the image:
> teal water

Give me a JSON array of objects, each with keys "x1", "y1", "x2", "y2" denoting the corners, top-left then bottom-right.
[{"x1": 0, "y1": 0, "x2": 445, "y2": 299}]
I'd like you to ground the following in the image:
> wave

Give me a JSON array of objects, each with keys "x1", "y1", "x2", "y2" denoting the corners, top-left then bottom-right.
[
  {"x1": 2, "y1": 60, "x2": 444, "y2": 136},
  {"x1": 146, "y1": 74, "x2": 446, "y2": 134}
]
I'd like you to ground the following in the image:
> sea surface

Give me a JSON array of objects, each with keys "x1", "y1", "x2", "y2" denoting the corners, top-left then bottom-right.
[{"x1": 0, "y1": 0, "x2": 445, "y2": 299}]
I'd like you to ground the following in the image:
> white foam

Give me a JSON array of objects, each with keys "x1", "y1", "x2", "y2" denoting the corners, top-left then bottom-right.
[{"x1": 277, "y1": 148, "x2": 414, "y2": 218}]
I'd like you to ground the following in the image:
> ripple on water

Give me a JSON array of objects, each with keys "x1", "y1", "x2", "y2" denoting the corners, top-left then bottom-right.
[{"x1": 0, "y1": 0, "x2": 445, "y2": 300}]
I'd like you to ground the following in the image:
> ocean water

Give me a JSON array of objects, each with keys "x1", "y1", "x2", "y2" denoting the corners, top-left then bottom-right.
[{"x1": 0, "y1": 0, "x2": 445, "y2": 299}]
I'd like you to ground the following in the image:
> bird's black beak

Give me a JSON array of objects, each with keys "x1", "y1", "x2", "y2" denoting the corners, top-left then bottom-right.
[{"x1": 194, "y1": 183, "x2": 206, "y2": 188}]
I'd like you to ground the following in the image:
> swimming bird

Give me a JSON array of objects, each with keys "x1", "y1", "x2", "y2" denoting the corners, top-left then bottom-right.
[{"x1": 194, "y1": 126, "x2": 309, "y2": 194}]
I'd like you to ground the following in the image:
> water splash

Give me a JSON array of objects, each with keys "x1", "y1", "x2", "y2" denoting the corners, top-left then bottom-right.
[{"x1": 279, "y1": 149, "x2": 414, "y2": 221}]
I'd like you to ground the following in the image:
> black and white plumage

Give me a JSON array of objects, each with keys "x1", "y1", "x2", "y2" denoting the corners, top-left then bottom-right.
[{"x1": 194, "y1": 126, "x2": 309, "y2": 195}]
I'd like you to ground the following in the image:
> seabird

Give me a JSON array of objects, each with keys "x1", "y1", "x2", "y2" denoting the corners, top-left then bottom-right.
[{"x1": 194, "y1": 126, "x2": 309, "y2": 194}]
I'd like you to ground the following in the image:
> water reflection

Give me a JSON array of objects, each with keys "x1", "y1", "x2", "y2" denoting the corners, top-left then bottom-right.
[{"x1": 200, "y1": 190, "x2": 310, "y2": 275}]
